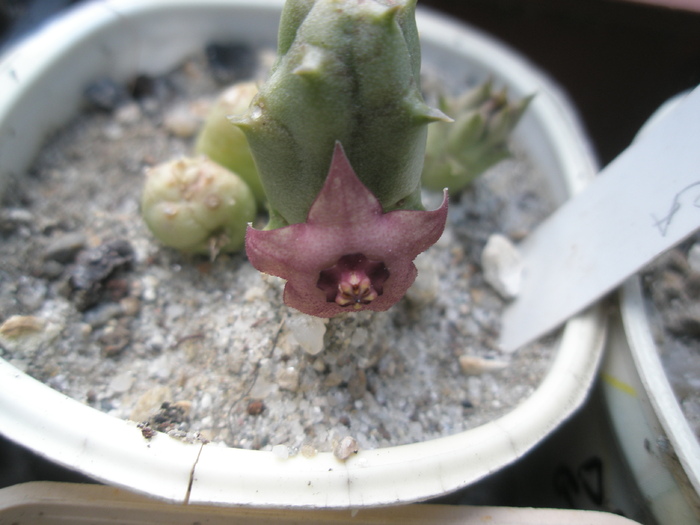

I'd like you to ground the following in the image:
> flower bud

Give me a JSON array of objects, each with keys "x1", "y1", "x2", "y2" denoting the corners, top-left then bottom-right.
[
  {"x1": 141, "y1": 156, "x2": 256, "y2": 258},
  {"x1": 194, "y1": 81, "x2": 265, "y2": 206}
]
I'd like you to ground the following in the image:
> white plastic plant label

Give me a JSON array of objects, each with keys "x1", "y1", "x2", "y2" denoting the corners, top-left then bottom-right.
[{"x1": 501, "y1": 86, "x2": 700, "y2": 351}]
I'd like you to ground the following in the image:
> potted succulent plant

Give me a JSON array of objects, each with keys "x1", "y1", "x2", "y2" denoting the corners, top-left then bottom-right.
[{"x1": 0, "y1": 0, "x2": 605, "y2": 509}]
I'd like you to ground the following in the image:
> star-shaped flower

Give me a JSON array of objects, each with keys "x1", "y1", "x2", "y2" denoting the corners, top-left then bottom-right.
[{"x1": 246, "y1": 142, "x2": 448, "y2": 317}]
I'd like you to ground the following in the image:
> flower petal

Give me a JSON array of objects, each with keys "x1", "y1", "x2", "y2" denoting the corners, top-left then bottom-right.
[
  {"x1": 245, "y1": 142, "x2": 448, "y2": 317},
  {"x1": 306, "y1": 142, "x2": 384, "y2": 227}
]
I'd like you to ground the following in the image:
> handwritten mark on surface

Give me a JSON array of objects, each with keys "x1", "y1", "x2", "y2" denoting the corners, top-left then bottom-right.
[{"x1": 651, "y1": 180, "x2": 700, "y2": 237}]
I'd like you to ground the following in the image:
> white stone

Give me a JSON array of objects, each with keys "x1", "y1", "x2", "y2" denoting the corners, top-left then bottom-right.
[
  {"x1": 114, "y1": 102, "x2": 141, "y2": 125},
  {"x1": 350, "y1": 327, "x2": 368, "y2": 348},
  {"x1": 102, "y1": 122, "x2": 124, "y2": 140},
  {"x1": 0, "y1": 316, "x2": 60, "y2": 357},
  {"x1": 243, "y1": 286, "x2": 266, "y2": 302},
  {"x1": 109, "y1": 372, "x2": 134, "y2": 394},
  {"x1": 147, "y1": 354, "x2": 171, "y2": 380},
  {"x1": 481, "y1": 233, "x2": 523, "y2": 300},
  {"x1": 405, "y1": 252, "x2": 439, "y2": 305},
  {"x1": 199, "y1": 392, "x2": 213, "y2": 411},
  {"x1": 272, "y1": 444, "x2": 289, "y2": 459},
  {"x1": 140, "y1": 275, "x2": 159, "y2": 302},
  {"x1": 276, "y1": 366, "x2": 300, "y2": 392},
  {"x1": 333, "y1": 436, "x2": 359, "y2": 460},
  {"x1": 248, "y1": 375, "x2": 277, "y2": 399},
  {"x1": 287, "y1": 315, "x2": 326, "y2": 355},
  {"x1": 163, "y1": 105, "x2": 200, "y2": 138}
]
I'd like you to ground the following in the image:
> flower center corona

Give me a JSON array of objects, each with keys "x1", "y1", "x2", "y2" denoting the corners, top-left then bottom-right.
[{"x1": 317, "y1": 253, "x2": 389, "y2": 309}]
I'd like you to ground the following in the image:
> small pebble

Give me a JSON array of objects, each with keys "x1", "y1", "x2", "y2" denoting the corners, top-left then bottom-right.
[
  {"x1": 481, "y1": 233, "x2": 523, "y2": 300},
  {"x1": 287, "y1": 315, "x2": 326, "y2": 355},
  {"x1": 0, "y1": 316, "x2": 61, "y2": 357},
  {"x1": 98, "y1": 320, "x2": 131, "y2": 357},
  {"x1": 246, "y1": 399, "x2": 265, "y2": 416},
  {"x1": 69, "y1": 239, "x2": 134, "y2": 311},
  {"x1": 114, "y1": 103, "x2": 141, "y2": 125},
  {"x1": 348, "y1": 369, "x2": 367, "y2": 400},
  {"x1": 0, "y1": 208, "x2": 33, "y2": 234},
  {"x1": 163, "y1": 105, "x2": 200, "y2": 138},
  {"x1": 333, "y1": 436, "x2": 359, "y2": 461},
  {"x1": 405, "y1": 252, "x2": 440, "y2": 306},
  {"x1": 0, "y1": 315, "x2": 45, "y2": 338},
  {"x1": 119, "y1": 296, "x2": 141, "y2": 317},
  {"x1": 247, "y1": 371, "x2": 275, "y2": 397},
  {"x1": 43, "y1": 232, "x2": 87, "y2": 264},
  {"x1": 140, "y1": 275, "x2": 159, "y2": 302},
  {"x1": 15, "y1": 277, "x2": 48, "y2": 311},
  {"x1": 652, "y1": 270, "x2": 685, "y2": 303},
  {"x1": 84, "y1": 77, "x2": 129, "y2": 111},
  {"x1": 108, "y1": 372, "x2": 134, "y2": 394},
  {"x1": 199, "y1": 392, "x2": 213, "y2": 411},
  {"x1": 656, "y1": 249, "x2": 690, "y2": 275},
  {"x1": 171, "y1": 400, "x2": 193, "y2": 418},
  {"x1": 129, "y1": 74, "x2": 170, "y2": 102},
  {"x1": 323, "y1": 372, "x2": 343, "y2": 388},
  {"x1": 148, "y1": 401, "x2": 190, "y2": 433},
  {"x1": 350, "y1": 327, "x2": 368, "y2": 348},
  {"x1": 664, "y1": 303, "x2": 700, "y2": 337},
  {"x1": 130, "y1": 386, "x2": 173, "y2": 422},
  {"x1": 312, "y1": 358, "x2": 326, "y2": 373},
  {"x1": 459, "y1": 355, "x2": 509, "y2": 375},
  {"x1": 272, "y1": 444, "x2": 289, "y2": 459},
  {"x1": 276, "y1": 366, "x2": 300, "y2": 392},
  {"x1": 243, "y1": 286, "x2": 266, "y2": 302},
  {"x1": 84, "y1": 302, "x2": 123, "y2": 328},
  {"x1": 39, "y1": 260, "x2": 64, "y2": 280},
  {"x1": 102, "y1": 122, "x2": 124, "y2": 141},
  {"x1": 300, "y1": 444, "x2": 318, "y2": 458}
]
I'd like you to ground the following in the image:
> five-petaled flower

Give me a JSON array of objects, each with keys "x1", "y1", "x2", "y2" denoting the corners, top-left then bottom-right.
[{"x1": 245, "y1": 142, "x2": 448, "y2": 317}]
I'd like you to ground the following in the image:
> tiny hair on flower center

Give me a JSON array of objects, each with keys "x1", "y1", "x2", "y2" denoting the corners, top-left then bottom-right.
[{"x1": 317, "y1": 253, "x2": 389, "y2": 309}]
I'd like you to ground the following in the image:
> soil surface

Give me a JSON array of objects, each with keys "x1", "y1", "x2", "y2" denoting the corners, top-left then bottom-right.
[
  {"x1": 643, "y1": 239, "x2": 700, "y2": 440},
  {"x1": 0, "y1": 47, "x2": 560, "y2": 455}
]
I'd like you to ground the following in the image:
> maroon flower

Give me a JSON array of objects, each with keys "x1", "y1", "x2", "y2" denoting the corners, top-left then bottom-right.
[{"x1": 245, "y1": 143, "x2": 448, "y2": 317}]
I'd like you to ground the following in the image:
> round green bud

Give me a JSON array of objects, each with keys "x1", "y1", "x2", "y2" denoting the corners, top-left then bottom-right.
[
  {"x1": 141, "y1": 156, "x2": 256, "y2": 257},
  {"x1": 194, "y1": 81, "x2": 266, "y2": 206}
]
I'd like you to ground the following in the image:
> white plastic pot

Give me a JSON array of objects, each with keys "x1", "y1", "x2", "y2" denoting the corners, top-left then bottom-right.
[
  {"x1": 0, "y1": 0, "x2": 605, "y2": 508},
  {"x1": 0, "y1": 482, "x2": 642, "y2": 524},
  {"x1": 600, "y1": 93, "x2": 700, "y2": 525}
]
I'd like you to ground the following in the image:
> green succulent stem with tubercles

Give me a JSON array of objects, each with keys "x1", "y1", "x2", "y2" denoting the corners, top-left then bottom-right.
[
  {"x1": 231, "y1": 0, "x2": 450, "y2": 229},
  {"x1": 421, "y1": 79, "x2": 534, "y2": 193},
  {"x1": 194, "y1": 81, "x2": 266, "y2": 207}
]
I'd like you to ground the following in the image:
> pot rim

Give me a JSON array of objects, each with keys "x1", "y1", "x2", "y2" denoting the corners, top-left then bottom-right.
[
  {"x1": 619, "y1": 278, "x2": 700, "y2": 513},
  {"x1": 602, "y1": 91, "x2": 700, "y2": 523}
]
